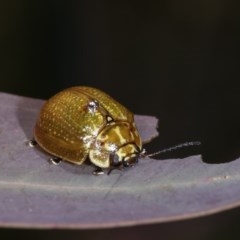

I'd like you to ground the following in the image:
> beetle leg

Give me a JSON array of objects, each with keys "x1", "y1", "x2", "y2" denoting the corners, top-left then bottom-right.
[
  {"x1": 107, "y1": 166, "x2": 123, "y2": 175},
  {"x1": 93, "y1": 167, "x2": 104, "y2": 175},
  {"x1": 48, "y1": 157, "x2": 62, "y2": 165},
  {"x1": 26, "y1": 139, "x2": 37, "y2": 147}
]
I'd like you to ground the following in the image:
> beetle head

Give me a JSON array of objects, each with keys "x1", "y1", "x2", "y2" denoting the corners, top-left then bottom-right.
[{"x1": 108, "y1": 143, "x2": 143, "y2": 174}]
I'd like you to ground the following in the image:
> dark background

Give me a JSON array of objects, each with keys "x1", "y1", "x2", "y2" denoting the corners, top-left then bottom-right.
[{"x1": 1, "y1": 0, "x2": 240, "y2": 239}]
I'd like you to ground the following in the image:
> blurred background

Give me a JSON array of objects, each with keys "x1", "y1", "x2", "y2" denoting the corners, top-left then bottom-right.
[{"x1": 1, "y1": 0, "x2": 240, "y2": 239}]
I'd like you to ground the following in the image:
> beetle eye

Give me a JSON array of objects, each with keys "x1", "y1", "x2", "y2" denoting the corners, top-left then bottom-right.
[
  {"x1": 123, "y1": 161, "x2": 130, "y2": 168},
  {"x1": 110, "y1": 153, "x2": 121, "y2": 166}
]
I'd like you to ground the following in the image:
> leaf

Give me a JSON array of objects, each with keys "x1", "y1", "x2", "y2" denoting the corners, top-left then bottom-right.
[{"x1": 0, "y1": 92, "x2": 240, "y2": 229}]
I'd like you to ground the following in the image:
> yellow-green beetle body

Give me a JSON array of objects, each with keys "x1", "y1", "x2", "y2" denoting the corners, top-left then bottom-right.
[{"x1": 34, "y1": 86, "x2": 143, "y2": 172}]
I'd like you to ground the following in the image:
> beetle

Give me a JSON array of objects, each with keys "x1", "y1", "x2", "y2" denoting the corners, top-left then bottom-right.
[
  {"x1": 29, "y1": 86, "x2": 201, "y2": 175},
  {"x1": 30, "y1": 86, "x2": 145, "y2": 175}
]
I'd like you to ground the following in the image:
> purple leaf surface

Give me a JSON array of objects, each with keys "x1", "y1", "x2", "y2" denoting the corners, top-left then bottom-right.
[{"x1": 0, "y1": 92, "x2": 240, "y2": 229}]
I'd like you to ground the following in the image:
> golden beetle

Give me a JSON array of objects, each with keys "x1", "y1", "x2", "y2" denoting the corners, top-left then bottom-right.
[
  {"x1": 30, "y1": 86, "x2": 201, "y2": 175},
  {"x1": 31, "y1": 86, "x2": 145, "y2": 175}
]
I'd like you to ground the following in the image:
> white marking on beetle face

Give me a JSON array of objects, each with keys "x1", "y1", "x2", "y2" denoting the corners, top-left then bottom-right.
[
  {"x1": 114, "y1": 126, "x2": 127, "y2": 144},
  {"x1": 116, "y1": 144, "x2": 138, "y2": 160}
]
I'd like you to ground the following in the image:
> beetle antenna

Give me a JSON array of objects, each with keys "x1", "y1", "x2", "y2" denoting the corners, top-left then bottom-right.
[{"x1": 146, "y1": 141, "x2": 201, "y2": 158}]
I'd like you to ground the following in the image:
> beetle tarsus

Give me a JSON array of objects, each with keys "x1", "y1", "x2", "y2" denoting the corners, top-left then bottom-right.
[
  {"x1": 93, "y1": 167, "x2": 104, "y2": 175},
  {"x1": 26, "y1": 139, "x2": 37, "y2": 147},
  {"x1": 48, "y1": 157, "x2": 62, "y2": 165}
]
